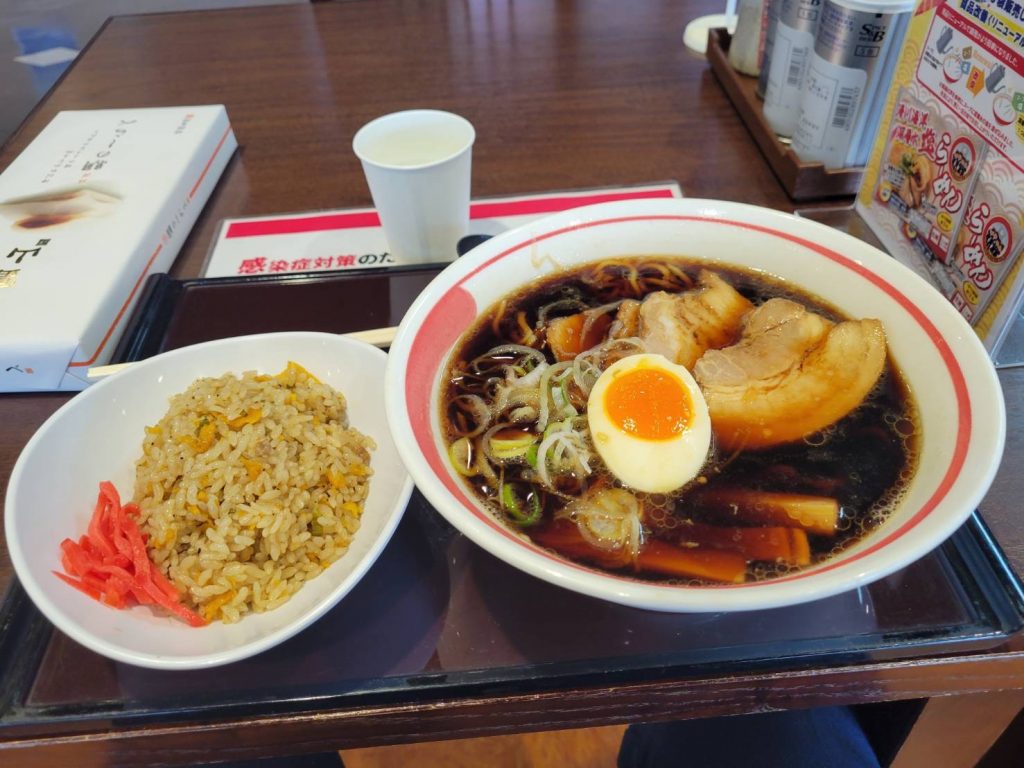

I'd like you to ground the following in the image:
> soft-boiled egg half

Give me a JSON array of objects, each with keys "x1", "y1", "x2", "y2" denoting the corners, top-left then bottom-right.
[{"x1": 587, "y1": 353, "x2": 712, "y2": 493}]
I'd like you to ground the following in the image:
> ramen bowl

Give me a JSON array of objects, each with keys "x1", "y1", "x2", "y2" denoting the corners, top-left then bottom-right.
[{"x1": 384, "y1": 198, "x2": 1006, "y2": 612}]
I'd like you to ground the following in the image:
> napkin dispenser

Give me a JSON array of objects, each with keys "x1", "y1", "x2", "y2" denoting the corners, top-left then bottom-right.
[{"x1": 0, "y1": 106, "x2": 236, "y2": 392}]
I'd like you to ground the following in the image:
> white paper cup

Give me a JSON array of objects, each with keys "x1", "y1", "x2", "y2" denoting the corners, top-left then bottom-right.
[{"x1": 353, "y1": 110, "x2": 475, "y2": 263}]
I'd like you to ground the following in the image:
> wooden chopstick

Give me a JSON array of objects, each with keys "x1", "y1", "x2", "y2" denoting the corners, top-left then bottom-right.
[{"x1": 85, "y1": 326, "x2": 398, "y2": 380}]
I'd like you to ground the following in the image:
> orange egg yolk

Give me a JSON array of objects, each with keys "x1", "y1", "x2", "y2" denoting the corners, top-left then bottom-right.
[{"x1": 604, "y1": 367, "x2": 692, "y2": 440}]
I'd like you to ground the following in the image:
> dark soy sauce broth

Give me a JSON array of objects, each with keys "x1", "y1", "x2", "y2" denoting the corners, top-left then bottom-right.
[{"x1": 442, "y1": 258, "x2": 920, "y2": 584}]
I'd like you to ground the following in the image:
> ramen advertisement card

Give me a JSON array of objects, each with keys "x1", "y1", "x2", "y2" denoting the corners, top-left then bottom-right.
[
  {"x1": 857, "y1": 0, "x2": 1024, "y2": 354},
  {"x1": 950, "y1": 154, "x2": 1024, "y2": 320},
  {"x1": 874, "y1": 87, "x2": 986, "y2": 264}
]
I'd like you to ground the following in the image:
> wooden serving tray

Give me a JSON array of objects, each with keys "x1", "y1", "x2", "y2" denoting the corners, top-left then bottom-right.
[{"x1": 706, "y1": 28, "x2": 865, "y2": 201}]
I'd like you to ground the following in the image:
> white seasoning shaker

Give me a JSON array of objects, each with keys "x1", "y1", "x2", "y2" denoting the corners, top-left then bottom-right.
[
  {"x1": 729, "y1": 0, "x2": 769, "y2": 76},
  {"x1": 762, "y1": 0, "x2": 823, "y2": 138},
  {"x1": 790, "y1": 0, "x2": 914, "y2": 168},
  {"x1": 757, "y1": 0, "x2": 779, "y2": 97}
]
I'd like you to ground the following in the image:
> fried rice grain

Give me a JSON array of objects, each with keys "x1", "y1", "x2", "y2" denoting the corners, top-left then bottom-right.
[{"x1": 133, "y1": 362, "x2": 374, "y2": 623}]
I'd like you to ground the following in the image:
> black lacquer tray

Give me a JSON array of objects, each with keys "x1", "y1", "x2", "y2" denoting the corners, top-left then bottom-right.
[{"x1": 0, "y1": 265, "x2": 1021, "y2": 738}]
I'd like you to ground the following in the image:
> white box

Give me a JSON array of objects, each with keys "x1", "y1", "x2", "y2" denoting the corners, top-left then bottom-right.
[{"x1": 0, "y1": 106, "x2": 237, "y2": 392}]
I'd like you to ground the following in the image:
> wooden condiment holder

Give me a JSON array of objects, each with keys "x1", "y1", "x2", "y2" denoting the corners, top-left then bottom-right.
[{"x1": 706, "y1": 28, "x2": 865, "y2": 201}]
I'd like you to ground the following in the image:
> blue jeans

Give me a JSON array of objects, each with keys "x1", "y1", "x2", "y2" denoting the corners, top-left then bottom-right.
[{"x1": 618, "y1": 706, "x2": 881, "y2": 768}]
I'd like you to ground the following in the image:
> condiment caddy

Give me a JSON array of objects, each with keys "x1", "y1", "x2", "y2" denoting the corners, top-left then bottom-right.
[{"x1": 707, "y1": 28, "x2": 866, "y2": 200}]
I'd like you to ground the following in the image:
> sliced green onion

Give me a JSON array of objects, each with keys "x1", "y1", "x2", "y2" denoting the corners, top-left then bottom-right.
[
  {"x1": 560, "y1": 378, "x2": 576, "y2": 411},
  {"x1": 525, "y1": 443, "x2": 539, "y2": 468},
  {"x1": 543, "y1": 419, "x2": 569, "y2": 440},
  {"x1": 489, "y1": 428, "x2": 537, "y2": 460},
  {"x1": 551, "y1": 376, "x2": 577, "y2": 418},
  {"x1": 501, "y1": 482, "x2": 543, "y2": 526},
  {"x1": 448, "y1": 437, "x2": 477, "y2": 476}
]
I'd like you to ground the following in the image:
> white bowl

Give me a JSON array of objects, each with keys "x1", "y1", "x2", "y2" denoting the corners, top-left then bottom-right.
[
  {"x1": 384, "y1": 198, "x2": 1006, "y2": 613},
  {"x1": 6, "y1": 332, "x2": 413, "y2": 668}
]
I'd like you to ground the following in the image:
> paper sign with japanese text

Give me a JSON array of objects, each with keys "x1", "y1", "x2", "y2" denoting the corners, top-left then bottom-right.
[{"x1": 201, "y1": 183, "x2": 683, "y2": 279}]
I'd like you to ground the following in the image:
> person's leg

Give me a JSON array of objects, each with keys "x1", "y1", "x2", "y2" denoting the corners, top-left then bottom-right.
[{"x1": 618, "y1": 706, "x2": 880, "y2": 768}]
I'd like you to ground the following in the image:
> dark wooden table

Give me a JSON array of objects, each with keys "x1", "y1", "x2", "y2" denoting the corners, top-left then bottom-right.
[{"x1": 2, "y1": 1, "x2": 1024, "y2": 766}]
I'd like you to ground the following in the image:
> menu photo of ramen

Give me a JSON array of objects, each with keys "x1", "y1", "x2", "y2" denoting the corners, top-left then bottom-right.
[{"x1": 874, "y1": 87, "x2": 986, "y2": 267}]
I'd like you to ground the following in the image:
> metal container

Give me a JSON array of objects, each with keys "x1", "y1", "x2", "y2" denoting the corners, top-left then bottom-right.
[
  {"x1": 790, "y1": 0, "x2": 914, "y2": 168},
  {"x1": 729, "y1": 0, "x2": 769, "y2": 77},
  {"x1": 757, "y1": 0, "x2": 778, "y2": 97},
  {"x1": 762, "y1": 0, "x2": 823, "y2": 138}
]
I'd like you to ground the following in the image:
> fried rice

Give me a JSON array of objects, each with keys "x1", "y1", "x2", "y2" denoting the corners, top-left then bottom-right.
[{"x1": 133, "y1": 362, "x2": 374, "y2": 624}]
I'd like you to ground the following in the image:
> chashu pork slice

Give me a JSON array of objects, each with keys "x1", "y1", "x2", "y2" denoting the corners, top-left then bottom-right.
[
  {"x1": 608, "y1": 298, "x2": 641, "y2": 339},
  {"x1": 693, "y1": 298, "x2": 887, "y2": 451},
  {"x1": 637, "y1": 270, "x2": 754, "y2": 369}
]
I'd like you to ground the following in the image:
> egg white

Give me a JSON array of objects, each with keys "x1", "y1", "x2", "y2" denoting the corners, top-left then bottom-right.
[{"x1": 587, "y1": 354, "x2": 712, "y2": 493}]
